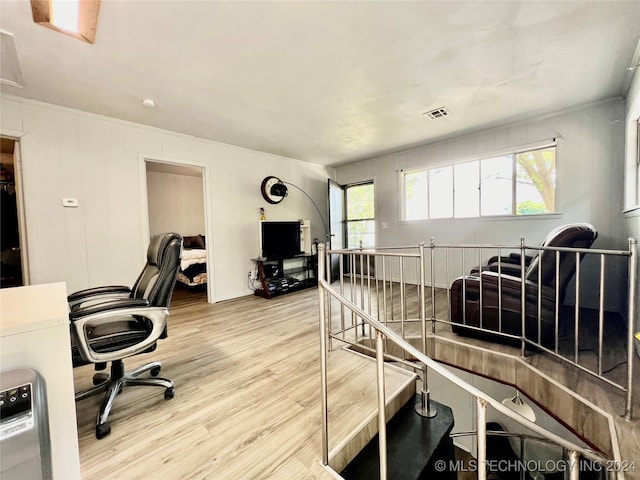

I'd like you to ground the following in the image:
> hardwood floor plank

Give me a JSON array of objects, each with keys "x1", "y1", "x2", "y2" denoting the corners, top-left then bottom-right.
[
  {"x1": 74, "y1": 287, "x2": 415, "y2": 479},
  {"x1": 74, "y1": 283, "x2": 639, "y2": 479}
]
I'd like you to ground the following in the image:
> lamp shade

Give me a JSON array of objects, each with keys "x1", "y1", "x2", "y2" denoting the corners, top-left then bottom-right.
[
  {"x1": 269, "y1": 183, "x2": 288, "y2": 198},
  {"x1": 501, "y1": 391, "x2": 536, "y2": 422}
]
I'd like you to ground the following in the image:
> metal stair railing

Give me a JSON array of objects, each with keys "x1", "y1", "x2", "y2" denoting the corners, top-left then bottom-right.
[
  {"x1": 450, "y1": 430, "x2": 608, "y2": 479},
  {"x1": 322, "y1": 236, "x2": 636, "y2": 420},
  {"x1": 317, "y1": 243, "x2": 615, "y2": 480}
]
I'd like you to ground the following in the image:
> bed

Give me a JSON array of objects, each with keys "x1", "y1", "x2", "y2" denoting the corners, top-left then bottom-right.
[{"x1": 177, "y1": 235, "x2": 207, "y2": 288}]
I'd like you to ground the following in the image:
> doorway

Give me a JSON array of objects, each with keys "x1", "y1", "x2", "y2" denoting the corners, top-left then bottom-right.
[
  {"x1": 1, "y1": 137, "x2": 28, "y2": 287},
  {"x1": 345, "y1": 182, "x2": 376, "y2": 249},
  {"x1": 328, "y1": 179, "x2": 376, "y2": 279},
  {"x1": 328, "y1": 179, "x2": 345, "y2": 282},
  {"x1": 142, "y1": 157, "x2": 212, "y2": 303}
]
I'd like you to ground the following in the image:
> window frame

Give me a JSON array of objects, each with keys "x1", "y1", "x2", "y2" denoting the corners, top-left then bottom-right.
[
  {"x1": 345, "y1": 180, "x2": 376, "y2": 249},
  {"x1": 400, "y1": 140, "x2": 559, "y2": 222}
]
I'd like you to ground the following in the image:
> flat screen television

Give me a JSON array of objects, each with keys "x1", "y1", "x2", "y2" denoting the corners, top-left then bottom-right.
[{"x1": 261, "y1": 221, "x2": 302, "y2": 259}]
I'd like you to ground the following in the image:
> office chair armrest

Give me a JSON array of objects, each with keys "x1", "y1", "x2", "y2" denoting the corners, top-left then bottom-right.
[
  {"x1": 68, "y1": 285, "x2": 131, "y2": 310},
  {"x1": 71, "y1": 304, "x2": 169, "y2": 364},
  {"x1": 69, "y1": 298, "x2": 150, "y2": 320}
]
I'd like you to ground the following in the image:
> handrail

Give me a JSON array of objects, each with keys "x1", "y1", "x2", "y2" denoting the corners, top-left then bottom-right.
[
  {"x1": 317, "y1": 243, "x2": 609, "y2": 480},
  {"x1": 451, "y1": 429, "x2": 565, "y2": 446},
  {"x1": 319, "y1": 275, "x2": 607, "y2": 463},
  {"x1": 328, "y1": 236, "x2": 636, "y2": 419}
]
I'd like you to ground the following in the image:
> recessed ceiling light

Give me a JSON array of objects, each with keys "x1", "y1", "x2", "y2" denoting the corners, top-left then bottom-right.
[
  {"x1": 142, "y1": 99, "x2": 156, "y2": 108},
  {"x1": 424, "y1": 107, "x2": 449, "y2": 119}
]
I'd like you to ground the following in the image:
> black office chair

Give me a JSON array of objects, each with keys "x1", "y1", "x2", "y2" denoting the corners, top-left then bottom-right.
[{"x1": 68, "y1": 233, "x2": 183, "y2": 439}]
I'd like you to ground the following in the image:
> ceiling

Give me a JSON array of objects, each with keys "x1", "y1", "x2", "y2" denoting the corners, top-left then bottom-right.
[{"x1": 1, "y1": 1, "x2": 639, "y2": 167}]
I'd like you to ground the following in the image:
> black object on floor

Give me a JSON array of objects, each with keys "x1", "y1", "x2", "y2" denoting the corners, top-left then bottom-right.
[{"x1": 341, "y1": 395, "x2": 456, "y2": 480}]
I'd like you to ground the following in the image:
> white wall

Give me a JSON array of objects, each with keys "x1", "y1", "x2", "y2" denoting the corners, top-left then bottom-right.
[
  {"x1": 0, "y1": 94, "x2": 334, "y2": 301},
  {"x1": 146, "y1": 170, "x2": 205, "y2": 237},
  {"x1": 336, "y1": 99, "x2": 628, "y2": 311},
  {"x1": 622, "y1": 67, "x2": 640, "y2": 355},
  {"x1": 336, "y1": 99, "x2": 625, "y2": 248}
]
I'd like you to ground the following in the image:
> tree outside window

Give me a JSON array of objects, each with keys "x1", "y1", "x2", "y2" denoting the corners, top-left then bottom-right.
[
  {"x1": 516, "y1": 147, "x2": 556, "y2": 214},
  {"x1": 346, "y1": 183, "x2": 375, "y2": 248}
]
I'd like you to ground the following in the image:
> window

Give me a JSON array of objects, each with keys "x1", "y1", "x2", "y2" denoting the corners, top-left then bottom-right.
[
  {"x1": 428, "y1": 167, "x2": 453, "y2": 219},
  {"x1": 404, "y1": 170, "x2": 428, "y2": 221},
  {"x1": 480, "y1": 155, "x2": 513, "y2": 216},
  {"x1": 515, "y1": 147, "x2": 556, "y2": 214},
  {"x1": 402, "y1": 144, "x2": 556, "y2": 220},
  {"x1": 31, "y1": 0, "x2": 101, "y2": 44},
  {"x1": 346, "y1": 182, "x2": 375, "y2": 248},
  {"x1": 454, "y1": 161, "x2": 479, "y2": 218}
]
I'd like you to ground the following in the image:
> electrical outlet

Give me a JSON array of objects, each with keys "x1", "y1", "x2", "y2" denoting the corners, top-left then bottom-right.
[{"x1": 248, "y1": 271, "x2": 252, "y2": 279}]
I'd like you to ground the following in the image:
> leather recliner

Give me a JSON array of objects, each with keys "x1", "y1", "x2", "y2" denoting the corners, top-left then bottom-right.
[{"x1": 450, "y1": 224, "x2": 598, "y2": 346}]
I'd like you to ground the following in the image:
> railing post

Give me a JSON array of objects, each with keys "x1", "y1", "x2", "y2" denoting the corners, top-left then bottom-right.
[
  {"x1": 520, "y1": 236, "x2": 527, "y2": 358},
  {"x1": 477, "y1": 398, "x2": 487, "y2": 480},
  {"x1": 574, "y1": 251, "x2": 580, "y2": 364},
  {"x1": 479, "y1": 244, "x2": 483, "y2": 330},
  {"x1": 554, "y1": 250, "x2": 561, "y2": 354},
  {"x1": 318, "y1": 243, "x2": 329, "y2": 466},
  {"x1": 626, "y1": 237, "x2": 637, "y2": 421},
  {"x1": 598, "y1": 254, "x2": 606, "y2": 376},
  {"x1": 376, "y1": 331, "x2": 388, "y2": 480},
  {"x1": 430, "y1": 237, "x2": 436, "y2": 334},
  {"x1": 339, "y1": 252, "x2": 345, "y2": 341},
  {"x1": 415, "y1": 363, "x2": 437, "y2": 418},
  {"x1": 325, "y1": 242, "x2": 333, "y2": 351},
  {"x1": 419, "y1": 242, "x2": 426, "y2": 355},
  {"x1": 399, "y1": 256, "x2": 406, "y2": 341},
  {"x1": 567, "y1": 449, "x2": 579, "y2": 480}
]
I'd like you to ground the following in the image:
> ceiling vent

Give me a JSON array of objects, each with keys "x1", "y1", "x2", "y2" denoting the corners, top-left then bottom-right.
[
  {"x1": 0, "y1": 31, "x2": 24, "y2": 88},
  {"x1": 424, "y1": 107, "x2": 449, "y2": 119}
]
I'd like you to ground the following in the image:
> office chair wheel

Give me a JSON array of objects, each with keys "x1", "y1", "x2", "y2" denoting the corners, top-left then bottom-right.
[
  {"x1": 92, "y1": 372, "x2": 109, "y2": 385},
  {"x1": 150, "y1": 366, "x2": 161, "y2": 377},
  {"x1": 96, "y1": 423, "x2": 111, "y2": 439},
  {"x1": 164, "y1": 387, "x2": 175, "y2": 400}
]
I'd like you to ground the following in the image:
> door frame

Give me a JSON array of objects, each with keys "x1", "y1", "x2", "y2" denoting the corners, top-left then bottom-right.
[
  {"x1": 138, "y1": 154, "x2": 214, "y2": 303},
  {"x1": 328, "y1": 179, "x2": 345, "y2": 282},
  {"x1": 330, "y1": 179, "x2": 377, "y2": 279},
  {"x1": 1, "y1": 133, "x2": 30, "y2": 286}
]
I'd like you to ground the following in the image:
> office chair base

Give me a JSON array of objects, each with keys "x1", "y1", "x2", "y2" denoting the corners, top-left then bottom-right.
[
  {"x1": 75, "y1": 360, "x2": 174, "y2": 439},
  {"x1": 75, "y1": 377, "x2": 109, "y2": 401},
  {"x1": 96, "y1": 423, "x2": 111, "y2": 439},
  {"x1": 95, "y1": 360, "x2": 174, "y2": 439}
]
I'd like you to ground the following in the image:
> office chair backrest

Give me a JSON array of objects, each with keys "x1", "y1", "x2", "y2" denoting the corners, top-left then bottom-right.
[
  {"x1": 525, "y1": 223, "x2": 597, "y2": 293},
  {"x1": 131, "y1": 233, "x2": 183, "y2": 308}
]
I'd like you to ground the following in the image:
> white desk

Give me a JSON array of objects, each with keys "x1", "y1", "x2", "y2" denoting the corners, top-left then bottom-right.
[{"x1": 1, "y1": 283, "x2": 81, "y2": 479}]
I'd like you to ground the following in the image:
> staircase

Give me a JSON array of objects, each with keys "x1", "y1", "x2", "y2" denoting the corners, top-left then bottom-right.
[
  {"x1": 341, "y1": 396, "x2": 456, "y2": 480},
  {"x1": 316, "y1": 242, "x2": 633, "y2": 479}
]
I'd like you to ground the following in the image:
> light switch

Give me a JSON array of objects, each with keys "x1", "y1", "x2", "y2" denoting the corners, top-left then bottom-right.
[{"x1": 62, "y1": 198, "x2": 79, "y2": 208}]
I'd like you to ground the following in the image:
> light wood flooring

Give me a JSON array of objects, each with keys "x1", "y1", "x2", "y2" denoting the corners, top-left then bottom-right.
[
  {"x1": 73, "y1": 286, "x2": 414, "y2": 480},
  {"x1": 73, "y1": 284, "x2": 640, "y2": 479}
]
